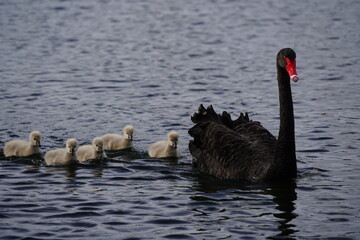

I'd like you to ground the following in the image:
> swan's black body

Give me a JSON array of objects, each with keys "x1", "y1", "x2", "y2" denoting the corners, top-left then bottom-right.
[{"x1": 188, "y1": 48, "x2": 298, "y2": 182}]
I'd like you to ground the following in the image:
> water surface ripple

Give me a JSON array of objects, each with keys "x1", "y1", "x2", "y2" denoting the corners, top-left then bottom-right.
[{"x1": 1, "y1": 0, "x2": 359, "y2": 239}]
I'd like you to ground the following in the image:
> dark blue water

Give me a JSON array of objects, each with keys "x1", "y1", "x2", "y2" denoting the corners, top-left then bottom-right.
[{"x1": 1, "y1": 0, "x2": 359, "y2": 239}]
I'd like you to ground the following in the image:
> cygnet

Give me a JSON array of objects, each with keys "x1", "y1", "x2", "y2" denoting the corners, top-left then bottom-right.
[
  {"x1": 44, "y1": 138, "x2": 78, "y2": 165},
  {"x1": 3, "y1": 131, "x2": 42, "y2": 157},
  {"x1": 102, "y1": 125, "x2": 134, "y2": 150},
  {"x1": 148, "y1": 131, "x2": 181, "y2": 158},
  {"x1": 76, "y1": 137, "x2": 106, "y2": 162}
]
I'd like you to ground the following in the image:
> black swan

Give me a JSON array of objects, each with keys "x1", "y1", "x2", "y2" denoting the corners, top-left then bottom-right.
[{"x1": 188, "y1": 48, "x2": 299, "y2": 182}]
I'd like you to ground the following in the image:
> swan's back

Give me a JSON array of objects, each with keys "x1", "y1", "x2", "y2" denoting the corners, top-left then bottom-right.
[
  {"x1": 189, "y1": 105, "x2": 278, "y2": 182},
  {"x1": 45, "y1": 148, "x2": 68, "y2": 165},
  {"x1": 102, "y1": 125, "x2": 134, "y2": 150},
  {"x1": 3, "y1": 131, "x2": 42, "y2": 157},
  {"x1": 148, "y1": 141, "x2": 168, "y2": 158},
  {"x1": 102, "y1": 134, "x2": 121, "y2": 150},
  {"x1": 102, "y1": 133, "x2": 133, "y2": 150},
  {"x1": 4, "y1": 140, "x2": 29, "y2": 157},
  {"x1": 76, "y1": 145, "x2": 94, "y2": 162}
]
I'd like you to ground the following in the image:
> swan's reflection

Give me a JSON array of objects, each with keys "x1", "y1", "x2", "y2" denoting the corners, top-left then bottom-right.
[
  {"x1": 45, "y1": 162, "x2": 78, "y2": 179},
  {"x1": 45, "y1": 161, "x2": 106, "y2": 180},
  {"x1": 265, "y1": 180, "x2": 298, "y2": 239},
  {"x1": 191, "y1": 175, "x2": 298, "y2": 239},
  {"x1": 91, "y1": 167, "x2": 104, "y2": 178}
]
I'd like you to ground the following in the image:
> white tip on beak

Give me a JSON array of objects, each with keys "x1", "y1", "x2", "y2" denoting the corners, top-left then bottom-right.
[{"x1": 290, "y1": 75, "x2": 299, "y2": 82}]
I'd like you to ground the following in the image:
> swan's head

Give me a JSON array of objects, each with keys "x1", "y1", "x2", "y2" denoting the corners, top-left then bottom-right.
[
  {"x1": 277, "y1": 48, "x2": 299, "y2": 82},
  {"x1": 123, "y1": 125, "x2": 134, "y2": 141},
  {"x1": 167, "y1": 131, "x2": 179, "y2": 149},
  {"x1": 66, "y1": 138, "x2": 78, "y2": 155},
  {"x1": 29, "y1": 131, "x2": 42, "y2": 147},
  {"x1": 92, "y1": 137, "x2": 104, "y2": 153}
]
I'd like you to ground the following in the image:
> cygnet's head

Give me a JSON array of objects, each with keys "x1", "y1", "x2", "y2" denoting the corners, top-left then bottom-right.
[
  {"x1": 92, "y1": 137, "x2": 104, "y2": 153},
  {"x1": 66, "y1": 138, "x2": 78, "y2": 155},
  {"x1": 167, "y1": 131, "x2": 179, "y2": 149},
  {"x1": 29, "y1": 131, "x2": 42, "y2": 147},
  {"x1": 123, "y1": 125, "x2": 134, "y2": 141}
]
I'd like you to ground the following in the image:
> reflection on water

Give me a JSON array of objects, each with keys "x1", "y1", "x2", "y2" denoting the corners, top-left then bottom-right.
[
  {"x1": 191, "y1": 175, "x2": 298, "y2": 239},
  {"x1": 268, "y1": 181, "x2": 298, "y2": 239},
  {"x1": 0, "y1": 0, "x2": 360, "y2": 239}
]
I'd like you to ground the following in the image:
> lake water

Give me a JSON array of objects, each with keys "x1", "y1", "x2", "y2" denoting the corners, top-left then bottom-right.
[{"x1": 1, "y1": 0, "x2": 359, "y2": 239}]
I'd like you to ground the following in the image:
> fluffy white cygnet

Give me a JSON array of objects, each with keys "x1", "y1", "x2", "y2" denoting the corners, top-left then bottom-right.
[
  {"x1": 44, "y1": 138, "x2": 78, "y2": 165},
  {"x1": 3, "y1": 131, "x2": 42, "y2": 157},
  {"x1": 102, "y1": 125, "x2": 134, "y2": 150},
  {"x1": 148, "y1": 131, "x2": 181, "y2": 158},
  {"x1": 76, "y1": 137, "x2": 106, "y2": 162}
]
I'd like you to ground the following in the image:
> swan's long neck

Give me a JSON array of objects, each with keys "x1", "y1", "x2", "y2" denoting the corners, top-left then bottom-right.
[{"x1": 276, "y1": 64, "x2": 297, "y2": 177}]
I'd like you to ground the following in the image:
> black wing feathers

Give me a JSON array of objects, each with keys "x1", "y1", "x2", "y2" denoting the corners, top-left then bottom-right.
[{"x1": 188, "y1": 105, "x2": 278, "y2": 181}]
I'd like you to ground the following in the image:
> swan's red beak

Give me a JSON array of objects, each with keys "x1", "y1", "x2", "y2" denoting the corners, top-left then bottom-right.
[{"x1": 285, "y1": 58, "x2": 299, "y2": 82}]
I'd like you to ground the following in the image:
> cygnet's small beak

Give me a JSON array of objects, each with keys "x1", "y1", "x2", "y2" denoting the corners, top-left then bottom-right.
[
  {"x1": 98, "y1": 147, "x2": 103, "y2": 153},
  {"x1": 36, "y1": 140, "x2": 41, "y2": 148},
  {"x1": 70, "y1": 148, "x2": 76, "y2": 155},
  {"x1": 128, "y1": 135, "x2": 133, "y2": 141},
  {"x1": 171, "y1": 142, "x2": 177, "y2": 149}
]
